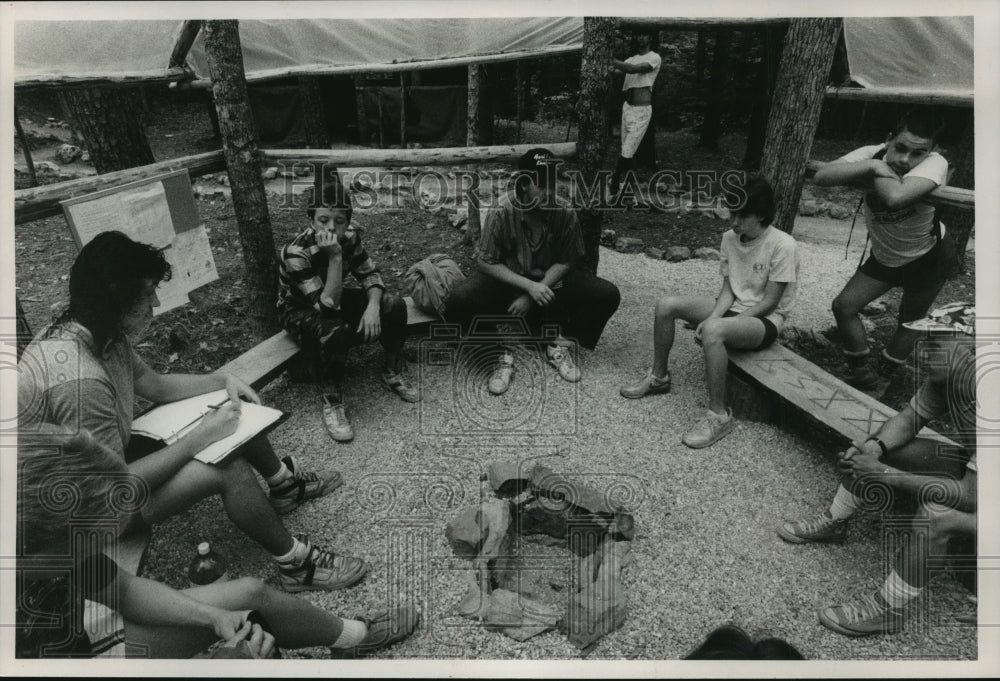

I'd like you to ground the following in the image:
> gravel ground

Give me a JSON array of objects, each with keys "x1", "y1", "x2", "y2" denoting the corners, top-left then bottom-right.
[{"x1": 142, "y1": 216, "x2": 976, "y2": 661}]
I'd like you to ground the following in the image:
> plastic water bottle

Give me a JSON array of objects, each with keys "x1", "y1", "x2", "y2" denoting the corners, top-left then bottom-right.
[{"x1": 188, "y1": 542, "x2": 229, "y2": 587}]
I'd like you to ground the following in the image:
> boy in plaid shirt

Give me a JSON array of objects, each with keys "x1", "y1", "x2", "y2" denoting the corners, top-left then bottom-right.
[{"x1": 278, "y1": 173, "x2": 418, "y2": 443}]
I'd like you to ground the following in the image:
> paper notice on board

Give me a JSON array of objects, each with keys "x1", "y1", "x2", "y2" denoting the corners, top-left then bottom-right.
[
  {"x1": 119, "y1": 181, "x2": 173, "y2": 248},
  {"x1": 153, "y1": 259, "x2": 191, "y2": 316},
  {"x1": 65, "y1": 193, "x2": 130, "y2": 246},
  {"x1": 170, "y1": 226, "x2": 219, "y2": 291}
]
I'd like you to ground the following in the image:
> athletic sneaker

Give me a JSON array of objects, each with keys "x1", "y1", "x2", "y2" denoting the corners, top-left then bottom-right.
[
  {"x1": 620, "y1": 369, "x2": 671, "y2": 399},
  {"x1": 269, "y1": 455, "x2": 343, "y2": 516},
  {"x1": 322, "y1": 393, "x2": 354, "y2": 442},
  {"x1": 488, "y1": 352, "x2": 515, "y2": 395},
  {"x1": 818, "y1": 593, "x2": 904, "y2": 637},
  {"x1": 681, "y1": 408, "x2": 736, "y2": 449},
  {"x1": 278, "y1": 535, "x2": 369, "y2": 593},
  {"x1": 845, "y1": 364, "x2": 879, "y2": 391},
  {"x1": 329, "y1": 604, "x2": 420, "y2": 658},
  {"x1": 381, "y1": 369, "x2": 420, "y2": 403},
  {"x1": 546, "y1": 345, "x2": 581, "y2": 383},
  {"x1": 777, "y1": 511, "x2": 848, "y2": 544}
]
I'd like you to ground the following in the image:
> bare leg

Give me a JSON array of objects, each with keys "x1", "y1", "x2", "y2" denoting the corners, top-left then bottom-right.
[
  {"x1": 238, "y1": 435, "x2": 281, "y2": 478},
  {"x1": 140, "y1": 458, "x2": 294, "y2": 556},
  {"x1": 896, "y1": 503, "x2": 975, "y2": 591},
  {"x1": 122, "y1": 577, "x2": 345, "y2": 658},
  {"x1": 651, "y1": 295, "x2": 716, "y2": 377},
  {"x1": 832, "y1": 270, "x2": 894, "y2": 353},
  {"x1": 697, "y1": 316, "x2": 767, "y2": 413},
  {"x1": 885, "y1": 282, "x2": 946, "y2": 360}
]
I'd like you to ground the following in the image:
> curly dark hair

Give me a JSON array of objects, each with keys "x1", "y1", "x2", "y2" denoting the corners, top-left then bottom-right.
[{"x1": 56, "y1": 231, "x2": 171, "y2": 351}]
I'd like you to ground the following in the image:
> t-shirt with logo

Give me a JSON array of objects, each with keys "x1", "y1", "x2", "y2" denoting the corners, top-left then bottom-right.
[
  {"x1": 837, "y1": 144, "x2": 949, "y2": 267},
  {"x1": 719, "y1": 226, "x2": 799, "y2": 331},
  {"x1": 621, "y1": 51, "x2": 662, "y2": 92}
]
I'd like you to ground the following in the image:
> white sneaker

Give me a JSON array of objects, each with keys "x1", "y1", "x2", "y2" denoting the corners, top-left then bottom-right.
[
  {"x1": 488, "y1": 353, "x2": 515, "y2": 395},
  {"x1": 546, "y1": 345, "x2": 581, "y2": 382}
]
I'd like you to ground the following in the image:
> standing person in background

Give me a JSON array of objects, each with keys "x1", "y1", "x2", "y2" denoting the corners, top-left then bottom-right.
[{"x1": 610, "y1": 30, "x2": 662, "y2": 196}]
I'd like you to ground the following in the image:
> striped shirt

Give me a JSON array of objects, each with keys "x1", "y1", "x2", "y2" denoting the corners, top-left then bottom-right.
[
  {"x1": 277, "y1": 221, "x2": 384, "y2": 314},
  {"x1": 477, "y1": 193, "x2": 585, "y2": 279}
]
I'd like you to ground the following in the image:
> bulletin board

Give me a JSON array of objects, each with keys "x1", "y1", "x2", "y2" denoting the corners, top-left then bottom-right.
[{"x1": 60, "y1": 169, "x2": 218, "y2": 315}]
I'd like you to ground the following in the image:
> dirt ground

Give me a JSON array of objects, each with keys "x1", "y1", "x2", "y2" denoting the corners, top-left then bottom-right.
[{"x1": 12, "y1": 94, "x2": 978, "y2": 661}]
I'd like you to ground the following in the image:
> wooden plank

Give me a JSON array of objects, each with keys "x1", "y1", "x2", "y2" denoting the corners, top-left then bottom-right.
[
  {"x1": 621, "y1": 17, "x2": 789, "y2": 29},
  {"x1": 217, "y1": 331, "x2": 301, "y2": 390},
  {"x1": 15, "y1": 150, "x2": 226, "y2": 225},
  {"x1": 804, "y1": 160, "x2": 974, "y2": 210},
  {"x1": 263, "y1": 141, "x2": 577, "y2": 168},
  {"x1": 825, "y1": 85, "x2": 973, "y2": 108},
  {"x1": 728, "y1": 343, "x2": 956, "y2": 446},
  {"x1": 15, "y1": 66, "x2": 190, "y2": 90}
]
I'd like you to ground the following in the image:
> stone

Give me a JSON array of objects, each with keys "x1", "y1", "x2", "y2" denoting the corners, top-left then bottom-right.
[
  {"x1": 481, "y1": 589, "x2": 560, "y2": 642},
  {"x1": 693, "y1": 247, "x2": 720, "y2": 261},
  {"x1": 486, "y1": 461, "x2": 529, "y2": 496},
  {"x1": 529, "y1": 465, "x2": 612, "y2": 516},
  {"x1": 263, "y1": 167, "x2": 279, "y2": 180},
  {"x1": 445, "y1": 499, "x2": 512, "y2": 560},
  {"x1": 563, "y1": 540, "x2": 630, "y2": 650},
  {"x1": 54, "y1": 144, "x2": 83, "y2": 164},
  {"x1": 614, "y1": 237, "x2": 645, "y2": 254},
  {"x1": 828, "y1": 204, "x2": 852, "y2": 220},
  {"x1": 862, "y1": 301, "x2": 887, "y2": 316},
  {"x1": 449, "y1": 208, "x2": 468, "y2": 229},
  {"x1": 352, "y1": 174, "x2": 375, "y2": 191},
  {"x1": 600, "y1": 229, "x2": 617, "y2": 246},
  {"x1": 293, "y1": 165, "x2": 312, "y2": 177},
  {"x1": 798, "y1": 199, "x2": 820, "y2": 217},
  {"x1": 644, "y1": 246, "x2": 665, "y2": 260},
  {"x1": 80, "y1": 151, "x2": 91, "y2": 164},
  {"x1": 217, "y1": 175, "x2": 229, "y2": 186},
  {"x1": 664, "y1": 246, "x2": 692, "y2": 262}
]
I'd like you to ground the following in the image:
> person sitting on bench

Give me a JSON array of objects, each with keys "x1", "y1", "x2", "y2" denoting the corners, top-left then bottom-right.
[
  {"x1": 18, "y1": 231, "x2": 366, "y2": 594},
  {"x1": 277, "y1": 171, "x2": 418, "y2": 444},
  {"x1": 620, "y1": 175, "x2": 799, "y2": 449},
  {"x1": 444, "y1": 147, "x2": 621, "y2": 395},
  {"x1": 15, "y1": 425, "x2": 418, "y2": 659},
  {"x1": 777, "y1": 303, "x2": 976, "y2": 637}
]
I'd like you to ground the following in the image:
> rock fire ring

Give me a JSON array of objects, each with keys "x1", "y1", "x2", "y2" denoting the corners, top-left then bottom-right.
[{"x1": 445, "y1": 462, "x2": 636, "y2": 652}]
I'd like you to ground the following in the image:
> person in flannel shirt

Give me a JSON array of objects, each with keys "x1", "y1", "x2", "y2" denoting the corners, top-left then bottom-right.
[{"x1": 278, "y1": 171, "x2": 418, "y2": 443}]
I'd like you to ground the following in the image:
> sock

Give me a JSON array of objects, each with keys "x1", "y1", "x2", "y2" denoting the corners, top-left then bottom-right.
[
  {"x1": 828, "y1": 484, "x2": 861, "y2": 521},
  {"x1": 331, "y1": 619, "x2": 368, "y2": 648},
  {"x1": 266, "y1": 460, "x2": 292, "y2": 488},
  {"x1": 843, "y1": 347, "x2": 870, "y2": 366},
  {"x1": 273, "y1": 536, "x2": 309, "y2": 566},
  {"x1": 881, "y1": 570, "x2": 922, "y2": 609}
]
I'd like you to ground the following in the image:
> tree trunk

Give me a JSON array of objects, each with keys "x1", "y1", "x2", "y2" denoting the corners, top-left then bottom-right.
[
  {"x1": 478, "y1": 66, "x2": 494, "y2": 145},
  {"x1": 399, "y1": 72, "x2": 408, "y2": 148},
  {"x1": 577, "y1": 17, "x2": 617, "y2": 274},
  {"x1": 516, "y1": 60, "x2": 525, "y2": 144},
  {"x1": 939, "y1": 112, "x2": 974, "y2": 273},
  {"x1": 760, "y1": 18, "x2": 842, "y2": 234},
  {"x1": 695, "y1": 30, "x2": 707, "y2": 86},
  {"x1": 14, "y1": 105, "x2": 38, "y2": 187},
  {"x1": 698, "y1": 28, "x2": 732, "y2": 150},
  {"x1": 743, "y1": 23, "x2": 787, "y2": 169},
  {"x1": 63, "y1": 87, "x2": 155, "y2": 173},
  {"x1": 298, "y1": 76, "x2": 330, "y2": 148},
  {"x1": 203, "y1": 20, "x2": 280, "y2": 339},
  {"x1": 464, "y1": 64, "x2": 483, "y2": 245}
]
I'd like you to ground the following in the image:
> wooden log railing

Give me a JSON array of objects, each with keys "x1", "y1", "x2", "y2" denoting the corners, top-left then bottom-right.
[
  {"x1": 824, "y1": 86, "x2": 973, "y2": 108},
  {"x1": 16, "y1": 145, "x2": 974, "y2": 225},
  {"x1": 804, "y1": 161, "x2": 974, "y2": 210}
]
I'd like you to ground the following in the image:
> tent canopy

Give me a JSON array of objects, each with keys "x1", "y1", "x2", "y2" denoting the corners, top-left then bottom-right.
[{"x1": 15, "y1": 17, "x2": 973, "y2": 99}]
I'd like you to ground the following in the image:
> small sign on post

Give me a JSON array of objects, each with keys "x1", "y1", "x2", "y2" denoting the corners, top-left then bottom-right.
[{"x1": 60, "y1": 169, "x2": 218, "y2": 316}]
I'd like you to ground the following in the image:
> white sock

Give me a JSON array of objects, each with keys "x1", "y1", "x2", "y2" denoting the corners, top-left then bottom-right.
[
  {"x1": 828, "y1": 485, "x2": 861, "y2": 521},
  {"x1": 266, "y1": 461, "x2": 292, "y2": 487},
  {"x1": 331, "y1": 619, "x2": 368, "y2": 648},
  {"x1": 273, "y1": 536, "x2": 309, "y2": 565},
  {"x1": 881, "y1": 348, "x2": 907, "y2": 365},
  {"x1": 881, "y1": 569, "x2": 922, "y2": 609}
]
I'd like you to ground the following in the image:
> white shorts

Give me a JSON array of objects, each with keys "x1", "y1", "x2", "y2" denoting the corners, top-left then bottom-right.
[{"x1": 620, "y1": 102, "x2": 652, "y2": 159}]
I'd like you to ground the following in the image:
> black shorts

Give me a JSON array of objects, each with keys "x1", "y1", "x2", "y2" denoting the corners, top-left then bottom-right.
[
  {"x1": 859, "y1": 240, "x2": 947, "y2": 291},
  {"x1": 722, "y1": 310, "x2": 779, "y2": 350}
]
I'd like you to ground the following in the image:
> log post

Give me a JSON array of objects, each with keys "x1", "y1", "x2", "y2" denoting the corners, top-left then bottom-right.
[
  {"x1": 577, "y1": 17, "x2": 617, "y2": 273},
  {"x1": 377, "y1": 89, "x2": 385, "y2": 148},
  {"x1": 743, "y1": 23, "x2": 787, "y2": 169},
  {"x1": 62, "y1": 87, "x2": 156, "y2": 173},
  {"x1": 465, "y1": 64, "x2": 482, "y2": 244},
  {"x1": 399, "y1": 72, "x2": 408, "y2": 148},
  {"x1": 354, "y1": 75, "x2": 369, "y2": 146},
  {"x1": 698, "y1": 28, "x2": 732, "y2": 150},
  {"x1": 760, "y1": 18, "x2": 842, "y2": 234},
  {"x1": 203, "y1": 20, "x2": 280, "y2": 339},
  {"x1": 939, "y1": 112, "x2": 974, "y2": 273},
  {"x1": 515, "y1": 60, "x2": 524, "y2": 144},
  {"x1": 14, "y1": 105, "x2": 38, "y2": 188},
  {"x1": 298, "y1": 75, "x2": 330, "y2": 148},
  {"x1": 168, "y1": 19, "x2": 203, "y2": 68}
]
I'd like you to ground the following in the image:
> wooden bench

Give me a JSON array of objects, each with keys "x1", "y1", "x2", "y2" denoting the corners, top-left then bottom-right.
[
  {"x1": 726, "y1": 342, "x2": 957, "y2": 447},
  {"x1": 116, "y1": 295, "x2": 442, "y2": 577}
]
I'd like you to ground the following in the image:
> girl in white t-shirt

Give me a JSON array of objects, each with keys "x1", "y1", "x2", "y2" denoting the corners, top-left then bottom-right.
[{"x1": 815, "y1": 107, "x2": 951, "y2": 390}]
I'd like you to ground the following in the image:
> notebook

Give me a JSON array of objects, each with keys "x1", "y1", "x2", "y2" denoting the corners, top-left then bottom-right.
[{"x1": 131, "y1": 389, "x2": 288, "y2": 464}]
